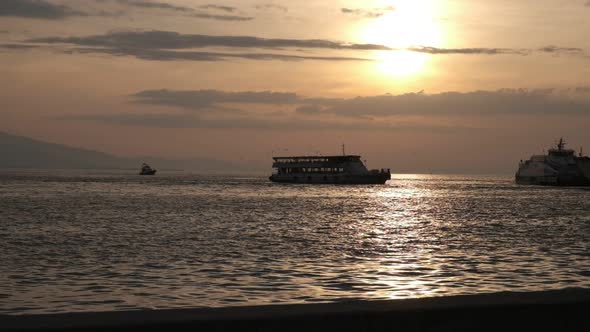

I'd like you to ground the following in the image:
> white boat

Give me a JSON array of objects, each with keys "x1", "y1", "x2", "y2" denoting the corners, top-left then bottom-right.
[{"x1": 516, "y1": 138, "x2": 590, "y2": 186}]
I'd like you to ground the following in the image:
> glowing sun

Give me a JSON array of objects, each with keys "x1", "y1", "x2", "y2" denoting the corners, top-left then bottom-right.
[{"x1": 360, "y1": 0, "x2": 442, "y2": 77}]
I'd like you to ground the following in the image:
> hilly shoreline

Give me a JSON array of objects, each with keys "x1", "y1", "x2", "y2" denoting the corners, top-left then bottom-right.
[{"x1": 0, "y1": 131, "x2": 262, "y2": 174}]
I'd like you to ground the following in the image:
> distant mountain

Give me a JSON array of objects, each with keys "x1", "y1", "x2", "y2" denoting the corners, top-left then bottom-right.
[{"x1": 0, "y1": 131, "x2": 262, "y2": 174}]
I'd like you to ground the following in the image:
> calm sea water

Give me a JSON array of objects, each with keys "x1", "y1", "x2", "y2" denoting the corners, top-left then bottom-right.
[{"x1": 1, "y1": 171, "x2": 589, "y2": 315}]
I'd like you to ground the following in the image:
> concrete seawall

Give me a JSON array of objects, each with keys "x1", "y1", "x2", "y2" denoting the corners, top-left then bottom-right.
[{"x1": 1, "y1": 288, "x2": 589, "y2": 331}]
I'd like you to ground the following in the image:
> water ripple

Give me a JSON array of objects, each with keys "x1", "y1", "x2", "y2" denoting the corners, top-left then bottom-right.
[{"x1": 0, "y1": 173, "x2": 589, "y2": 314}]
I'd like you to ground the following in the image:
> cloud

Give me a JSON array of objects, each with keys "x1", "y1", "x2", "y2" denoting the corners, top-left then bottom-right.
[
  {"x1": 59, "y1": 87, "x2": 590, "y2": 132},
  {"x1": 538, "y1": 45, "x2": 585, "y2": 56},
  {"x1": 0, "y1": 0, "x2": 87, "y2": 19},
  {"x1": 200, "y1": 4, "x2": 236, "y2": 13},
  {"x1": 407, "y1": 46, "x2": 588, "y2": 57},
  {"x1": 190, "y1": 12, "x2": 253, "y2": 21},
  {"x1": 320, "y1": 89, "x2": 590, "y2": 118},
  {"x1": 133, "y1": 89, "x2": 301, "y2": 109},
  {"x1": 22, "y1": 30, "x2": 589, "y2": 63},
  {"x1": 408, "y1": 46, "x2": 529, "y2": 55},
  {"x1": 29, "y1": 30, "x2": 588, "y2": 56},
  {"x1": 29, "y1": 30, "x2": 391, "y2": 51},
  {"x1": 110, "y1": 0, "x2": 193, "y2": 12},
  {"x1": 67, "y1": 46, "x2": 373, "y2": 62},
  {"x1": 129, "y1": 88, "x2": 590, "y2": 119},
  {"x1": 255, "y1": 4, "x2": 288, "y2": 12},
  {"x1": 341, "y1": 6, "x2": 395, "y2": 18},
  {"x1": 0, "y1": 43, "x2": 39, "y2": 50},
  {"x1": 95, "y1": 1, "x2": 252, "y2": 20}
]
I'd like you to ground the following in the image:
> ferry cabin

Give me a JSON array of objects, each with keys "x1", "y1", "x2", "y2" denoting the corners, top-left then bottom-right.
[{"x1": 270, "y1": 155, "x2": 391, "y2": 184}]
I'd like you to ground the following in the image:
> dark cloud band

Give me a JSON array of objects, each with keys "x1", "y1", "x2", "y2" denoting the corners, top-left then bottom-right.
[
  {"x1": 191, "y1": 13, "x2": 253, "y2": 21},
  {"x1": 0, "y1": 0, "x2": 87, "y2": 19},
  {"x1": 111, "y1": 0, "x2": 193, "y2": 12},
  {"x1": 56, "y1": 87, "x2": 590, "y2": 132},
  {"x1": 67, "y1": 46, "x2": 373, "y2": 62},
  {"x1": 94, "y1": 0, "x2": 251, "y2": 20},
  {"x1": 131, "y1": 88, "x2": 590, "y2": 117},
  {"x1": 17, "y1": 30, "x2": 587, "y2": 63},
  {"x1": 408, "y1": 46, "x2": 529, "y2": 55},
  {"x1": 28, "y1": 30, "x2": 587, "y2": 58},
  {"x1": 30, "y1": 30, "x2": 391, "y2": 51}
]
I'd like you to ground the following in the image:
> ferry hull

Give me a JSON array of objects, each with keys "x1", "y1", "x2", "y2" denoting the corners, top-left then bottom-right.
[
  {"x1": 269, "y1": 174, "x2": 390, "y2": 185},
  {"x1": 515, "y1": 175, "x2": 590, "y2": 186},
  {"x1": 515, "y1": 175, "x2": 557, "y2": 186}
]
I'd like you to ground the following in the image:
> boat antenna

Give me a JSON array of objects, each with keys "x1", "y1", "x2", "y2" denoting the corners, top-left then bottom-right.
[
  {"x1": 342, "y1": 144, "x2": 345, "y2": 156},
  {"x1": 557, "y1": 137, "x2": 565, "y2": 151},
  {"x1": 580, "y1": 146, "x2": 583, "y2": 157}
]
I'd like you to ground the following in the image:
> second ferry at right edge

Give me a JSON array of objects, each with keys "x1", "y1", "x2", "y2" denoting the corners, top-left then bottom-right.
[{"x1": 516, "y1": 138, "x2": 590, "y2": 186}]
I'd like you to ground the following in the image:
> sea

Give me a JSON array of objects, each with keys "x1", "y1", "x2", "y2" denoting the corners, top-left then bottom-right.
[{"x1": 1, "y1": 171, "x2": 589, "y2": 315}]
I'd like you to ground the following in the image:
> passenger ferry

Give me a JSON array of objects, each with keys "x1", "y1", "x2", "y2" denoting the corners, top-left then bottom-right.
[
  {"x1": 516, "y1": 138, "x2": 590, "y2": 186},
  {"x1": 269, "y1": 154, "x2": 391, "y2": 184}
]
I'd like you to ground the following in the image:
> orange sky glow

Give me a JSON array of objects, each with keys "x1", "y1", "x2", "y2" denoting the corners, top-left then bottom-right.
[{"x1": 1, "y1": 0, "x2": 590, "y2": 173}]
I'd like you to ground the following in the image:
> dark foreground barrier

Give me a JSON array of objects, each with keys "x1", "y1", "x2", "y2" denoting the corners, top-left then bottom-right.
[{"x1": 1, "y1": 288, "x2": 589, "y2": 331}]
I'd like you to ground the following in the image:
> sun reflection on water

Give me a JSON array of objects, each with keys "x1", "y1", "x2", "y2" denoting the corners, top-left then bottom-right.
[
  {"x1": 347, "y1": 175, "x2": 445, "y2": 299},
  {"x1": 2, "y1": 174, "x2": 589, "y2": 314}
]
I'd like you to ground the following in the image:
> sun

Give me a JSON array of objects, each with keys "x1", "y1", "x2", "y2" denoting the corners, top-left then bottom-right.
[
  {"x1": 375, "y1": 50, "x2": 428, "y2": 76},
  {"x1": 359, "y1": 0, "x2": 442, "y2": 77}
]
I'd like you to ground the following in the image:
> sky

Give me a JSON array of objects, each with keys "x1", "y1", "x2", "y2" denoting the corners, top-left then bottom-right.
[{"x1": 1, "y1": 0, "x2": 590, "y2": 173}]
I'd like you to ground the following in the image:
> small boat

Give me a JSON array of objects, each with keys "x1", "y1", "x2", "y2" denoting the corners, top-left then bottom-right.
[
  {"x1": 269, "y1": 154, "x2": 391, "y2": 184},
  {"x1": 139, "y1": 163, "x2": 157, "y2": 175}
]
